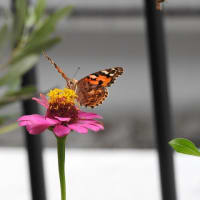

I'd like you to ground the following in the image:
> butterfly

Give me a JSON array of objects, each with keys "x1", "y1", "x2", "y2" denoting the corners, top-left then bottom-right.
[
  {"x1": 156, "y1": 0, "x2": 165, "y2": 10},
  {"x1": 43, "y1": 52, "x2": 124, "y2": 108}
]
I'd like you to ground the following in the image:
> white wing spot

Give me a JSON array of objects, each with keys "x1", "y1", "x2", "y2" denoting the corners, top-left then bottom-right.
[
  {"x1": 101, "y1": 70, "x2": 109, "y2": 74},
  {"x1": 90, "y1": 75, "x2": 97, "y2": 79}
]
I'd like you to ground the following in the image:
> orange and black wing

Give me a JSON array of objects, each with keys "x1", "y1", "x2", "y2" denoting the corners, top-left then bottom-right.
[{"x1": 76, "y1": 67, "x2": 124, "y2": 108}]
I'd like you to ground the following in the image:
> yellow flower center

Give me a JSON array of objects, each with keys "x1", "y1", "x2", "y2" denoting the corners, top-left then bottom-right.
[
  {"x1": 47, "y1": 88, "x2": 77, "y2": 106},
  {"x1": 47, "y1": 88, "x2": 78, "y2": 121}
]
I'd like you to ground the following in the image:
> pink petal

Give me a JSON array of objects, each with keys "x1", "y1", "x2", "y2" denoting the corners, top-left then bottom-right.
[
  {"x1": 54, "y1": 116, "x2": 71, "y2": 122},
  {"x1": 32, "y1": 93, "x2": 49, "y2": 108},
  {"x1": 68, "y1": 120, "x2": 104, "y2": 133},
  {"x1": 78, "y1": 111, "x2": 103, "y2": 119},
  {"x1": 18, "y1": 114, "x2": 58, "y2": 124},
  {"x1": 81, "y1": 123, "x2": 104, "y2": 132},
  {"x1": 19, "y1": 121, "x2": 28, "y2": 126},
  {"x1": 26, "y1": 124, "x2": 48, "y2": 135},
  {"x1": 75, "y1": 120, "x2": 104, "y2": 131},
  {"x1": 68, "y1": 124, "x2": 88, "y2": 134},
  {"x1": 77, "y1": 119, "x2": 102, "y2": 125},
  {"x1": 77, "y1": 119, "x2": 104, "y2": 127},
  {"x1": 53, "y1": 125, "x2": 71, "y2": 137},
  {"x1": 18, "y1": 114, "x2": 59, "y2": 135},
  {"x1": 40, "y1": 93, "x2": 49, "y2": 104}
]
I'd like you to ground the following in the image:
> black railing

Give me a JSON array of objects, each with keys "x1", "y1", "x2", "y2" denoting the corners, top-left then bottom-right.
[
  {"x1": 9, "y1": 0, "x2": 179, "y2": 199},
  {"x1": 21, "y1": 68, "x2": 46, "y2": 200},
  {"x1": 144, "y1": 0, "x2": 177, "y2": 200}
]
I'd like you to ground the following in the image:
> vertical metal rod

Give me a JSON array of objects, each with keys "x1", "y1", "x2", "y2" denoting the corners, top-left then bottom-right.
[
  {"x1": 11, "y1": 0, "x2": 46, "y2": 199},
  {"x1": 144, "y1": 1, "x2": 177, "y2": 200},
  {"x1": 22, "y1": 69, "x2": 47, "y2": 200}
]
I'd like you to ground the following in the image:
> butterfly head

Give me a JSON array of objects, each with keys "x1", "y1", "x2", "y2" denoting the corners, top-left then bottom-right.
[{"x1": 67, "y1": 78, "x2": 78, "y2": 91}]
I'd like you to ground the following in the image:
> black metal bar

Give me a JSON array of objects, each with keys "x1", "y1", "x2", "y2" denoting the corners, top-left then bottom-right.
[
  {"x1": 144, "y1": 1, "x2": 177, "y2": 200},
  {"x1": 21, "y1": 68, "x2": 46, "y2": 200},
  {"x1": 11, "y1": 0, "x2": 46, "y2": 199}
]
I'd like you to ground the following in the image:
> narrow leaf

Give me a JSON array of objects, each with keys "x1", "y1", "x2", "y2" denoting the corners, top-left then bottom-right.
[
  {"x1": 0, "y1": 114, "x2": 19, "y2": 125},
  {"x1": 0, "y1": 122, "x2": 19, "y2": 135},
  {"x1": 0, "y1": 85, "x2": 36, "y2": 108},
  {"x1": 28, "y1": 6, "x2": 73, "y2": 47},
  {"x1": 0, "y1": 24, "x2": 8, "y2": 48},
  {"x1": 0, "y1": 93, "x2": 34, "y2": 107},
  {"x1": 6, "y1": 78, "x2": 21, "y2": 92},
  {"x1": 23, "y1": 36, "x2": 60, "y2": 55},
  {"x1": 0, "y1": 86, "x2": 37, "y2": 108},
  {"x1": 169, "y1": 138, "x2": 200, "y2": 157},
  {"x1": 6, "y1": 85, "x2": 36, "y2": 96},
  {"x1": 0, "y1": 55, "x2": 38, "y2": 86},
  {"x1": 12, "y1": 0, "x2": 27, "y2": 45},
  {"x1": 11, "y1": 37, "x2": 60, "y2": 64},
  {"x1": 0, "y1": 86, "x2": 38, "y2": 108},
  {"x1": 34, "y1": 0, "x2": 46, "y2": 23}
]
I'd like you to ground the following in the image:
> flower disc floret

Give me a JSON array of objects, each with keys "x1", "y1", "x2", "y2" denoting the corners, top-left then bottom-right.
[
  {"x1": 47, "y1": 88, "x2": 77, "y2": 105},
  {"x1": 47, "y1": 102, "x2": 78, "y2": 122},
  {"x1": 47, "y1": 88, "x2": 78, "y2": 121}
]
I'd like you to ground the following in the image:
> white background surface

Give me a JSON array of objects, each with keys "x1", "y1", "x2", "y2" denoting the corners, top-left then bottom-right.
[{"x1": 0, "y1": 148, "x2": 200, "y2": 200}]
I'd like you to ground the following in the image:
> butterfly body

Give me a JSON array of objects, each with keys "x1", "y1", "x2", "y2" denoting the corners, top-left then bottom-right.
[{"x1": 43, "y1": 52, "x2": 123, "y2": 108}]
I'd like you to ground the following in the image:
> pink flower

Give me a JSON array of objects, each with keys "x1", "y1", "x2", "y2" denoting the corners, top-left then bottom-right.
[{"x1": 18, "y1": 90, "x2": 104, "y2": 137}]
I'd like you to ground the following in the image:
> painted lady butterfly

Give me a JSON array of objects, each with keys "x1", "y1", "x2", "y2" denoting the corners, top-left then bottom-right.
[
  {"x1": 43, "y1": 52, "x2": 124, "y2": 108},
  {"x1": 156, "y1": 0, "x2": 165, "y2": 10}
]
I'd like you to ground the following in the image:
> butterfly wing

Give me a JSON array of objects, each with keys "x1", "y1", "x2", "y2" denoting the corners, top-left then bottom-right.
[{"x1": 76, "y1": 67, "x2": 123, "y2": 108}]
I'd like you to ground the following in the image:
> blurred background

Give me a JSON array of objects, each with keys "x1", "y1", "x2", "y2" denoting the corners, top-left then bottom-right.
[
  {"x1": 0, "y1": 0, "x2": 200, "y2": 200},
  {"x1": 1, "y1": 0, "x2": 200, "y2": 148}
]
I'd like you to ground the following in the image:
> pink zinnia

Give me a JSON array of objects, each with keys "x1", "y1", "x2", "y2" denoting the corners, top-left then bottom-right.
[{"x1": 18, "y1": 88, "x2": 104, "y2": 137}]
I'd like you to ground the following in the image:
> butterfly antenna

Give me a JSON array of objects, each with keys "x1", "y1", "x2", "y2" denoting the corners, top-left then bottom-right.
[
  {"x1": 43, "y1": 51, "x2": 70, "y2": 87},
  {"x1": 72, "y1": 67, "x2": 80, "y2": 79}
]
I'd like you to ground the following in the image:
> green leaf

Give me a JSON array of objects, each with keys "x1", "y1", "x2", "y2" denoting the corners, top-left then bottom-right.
[
  {"x1": 6, "y1": 78, "x2": 21, "y2": 92},
  {"x1": 27, "y1": 6, "x2": 73, "y2": 47},
  {"x1": 0, "y1": 55, "x2": 38, "y2": 87},
  {"x1": 0, "y1": 86, "x2": 36, "y2": 108},
  {"x1": 0, "y1": 122, "x2": 18, "y2": 135},
  {"x1": 0, "y1": 24, "x2": 8, "y2": 48},
  {"x1": 10, "y1": 5, "x2": 72, "y2": 64},
  {"x1": 23, "y1": 36, "x2": 61, "y2": 55},
  {"x1": 0, "y1": 114, "x2": 18, "y2": 125},
  {"x1": 11, "y1": 37, "x2": 60, "y2": 64},
  {"x1": 12, "y1": 0, "x2": 27, "y2": 45},
  {"x1": 169, "y1": 138, "x2": 200, "y2": 157},
  {"x1": 34, "y1": 0, "x2": 46, "y2": 23},
  {"x1": 0, "y1": 85, "x2": 36, "y2": 108},
  {"x1": 6, "y1": 85, "x2": 36, "y2": 96}
]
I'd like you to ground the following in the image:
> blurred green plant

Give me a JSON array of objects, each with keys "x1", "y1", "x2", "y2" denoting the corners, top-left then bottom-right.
[{"x1": 0, "y1": 0, "x2": 72, "y2": 134}]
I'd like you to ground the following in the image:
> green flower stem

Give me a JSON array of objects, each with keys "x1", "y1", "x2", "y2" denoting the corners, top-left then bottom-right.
[{"x1": 57, "y1": 136, "x2": 67, "y2": 200}]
